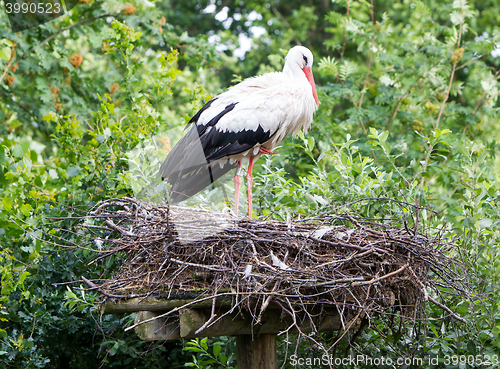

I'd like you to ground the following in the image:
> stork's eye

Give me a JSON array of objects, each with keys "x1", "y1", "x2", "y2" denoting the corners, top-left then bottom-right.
[{"x1": 303, "y1": 55, "x2": 308, "y2": 65}]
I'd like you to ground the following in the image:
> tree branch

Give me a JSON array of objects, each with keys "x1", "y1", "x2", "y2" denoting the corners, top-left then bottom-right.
[
  {"x1": 0, "y1": 50, "x2": 16, "y2": 84},
  {"x1": 455, "y1": 52, "x2": 486, "y2": 71},
  {"x1": 0, "y1": 88, "x2": 31, "y2": 114},
  {"x1": 40, "y1": 14, "x2": 116, "y2": 47},
  {"x1": 427, "y1": 294, "x2": 466, "y2": 323},
  {"x1": 386, "y1": 88, "x2": 410, "y2": 130},
  {"x1": 435, "y1": 63, "x2": 456, "y2": 127},
  {"x1": 435, "y1": 14, "x2": 464, "y2": 127}
]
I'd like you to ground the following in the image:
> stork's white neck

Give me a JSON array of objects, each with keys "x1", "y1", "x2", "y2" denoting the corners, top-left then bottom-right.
[{"x1": 283, "y1": 63, "x2": 308, "y2": 84}]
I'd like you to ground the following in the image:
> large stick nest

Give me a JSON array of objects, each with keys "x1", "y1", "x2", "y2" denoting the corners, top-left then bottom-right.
[{"x1": 82, "y1": 197, "x2": 469, "y2": 333}]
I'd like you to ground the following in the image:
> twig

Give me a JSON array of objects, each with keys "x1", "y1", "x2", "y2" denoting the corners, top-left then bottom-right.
[
  {"x1": 0, "y1": 50, "x2": 16, "y2": 84},
  {"x1": 427, "y1": 295, "x2": 466, "y2": 323},
  {"x1": 170, "y1": 258, "x2": 229, "y2": 272},
  {"x1": 81, "y1": 276, "x2": 142, "y2": 299},
  {"x1": 455, "y1": 53, "x2": 486, "y2": 71},
  {"x1": 328, "y1": 285, "x2": 373, "y2": 350},
  {"x1": 352, "y1": 264, "x2": 408, "y2": 286},
  {"x1": 386, "y1": 88, "x2": 410, "y2": 130},
  {"x1": 194, "y1": 291, "x2": 218, "y2": 335}
]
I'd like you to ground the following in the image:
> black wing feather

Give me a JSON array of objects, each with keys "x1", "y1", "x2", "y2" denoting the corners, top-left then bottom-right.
[
  {"x1": 160, "y1": 99, "x2": 277, "y2": 203},
  {"x1": 187, "y1": 98, "x2": 217, "y2": 128},
  {"x1": 202, "y1": 124, "x2": 276, "y2": 161}
]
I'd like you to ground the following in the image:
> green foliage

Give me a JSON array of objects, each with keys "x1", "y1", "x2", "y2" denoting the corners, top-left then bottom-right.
[
  {"x1": 64, "y1": 287, "x2": 97, "y2": 313},
  {"x1": 0, "y1": 1, "x2": 209, "y2": 367},
  {"x1": 183, "y1": 337, "x2": 235, "y2": 369}
]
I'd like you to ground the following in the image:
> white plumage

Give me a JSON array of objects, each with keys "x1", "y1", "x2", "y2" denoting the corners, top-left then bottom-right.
[{"x1": 160, "y1": 45, "x2": 319, "y2": 217}]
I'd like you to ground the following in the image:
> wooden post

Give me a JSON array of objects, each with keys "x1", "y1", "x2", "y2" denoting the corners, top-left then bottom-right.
[{"x1": 236, "y1": 334, "x2": 277, "y2": 369}]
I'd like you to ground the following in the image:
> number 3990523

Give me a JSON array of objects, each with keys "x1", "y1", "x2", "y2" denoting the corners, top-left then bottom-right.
[
  {"x1": 444, "y1": 354, "x2": 499, "y2": 366},
  {"x1": 5, "y1": 2, "x2": 61, "y2": 14}
]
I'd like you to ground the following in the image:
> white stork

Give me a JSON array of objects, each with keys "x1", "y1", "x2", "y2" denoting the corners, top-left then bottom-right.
[{"x1": 160, "y1": 45, "x2": 319, "y2": 217}]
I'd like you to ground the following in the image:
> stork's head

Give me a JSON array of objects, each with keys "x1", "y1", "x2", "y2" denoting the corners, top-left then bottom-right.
[{"x1": 285, "y1": 46, "x2": 319, "y2": 105}]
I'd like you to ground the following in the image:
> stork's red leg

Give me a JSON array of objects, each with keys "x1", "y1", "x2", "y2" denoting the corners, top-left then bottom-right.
[
  {"x1": 246, "y1": 156, "x2": 256, "y2": 218},
  {"x1": 234, "y1": 161, "x2": 243, "y2": 215}
]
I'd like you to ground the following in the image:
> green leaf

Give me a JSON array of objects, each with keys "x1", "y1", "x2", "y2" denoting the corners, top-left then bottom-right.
[
  {"x1": 200, "y1": 338, "x2": 208, "y2": 351},
  {"x1": 450, "y1": 10, "x2": 464, "y2": 25},
  {"x1": 67, "y1": 166, "x2": 81, "y2": 178},
  {"x1": 379, "y1": 131, "x2": 389, "y2": 143},
  {"x1": 65, "y1": 286, "x2": 78, "y2": 300},
  {"x1": 467, "y1": 340, "x2": 476, "y2": 355},
  {"x1": 23, "y1": 155, "x2": 32, "y2": 173},
  {"x1": 48, "y1": 169, "x2": 59, "y2": 179},
  {"x1": 339, "y1": 60, "x2": 358, "y2": 80},
  {"x1": 20, "y1": 204, "x2": 32, "y2": 217},
  {"x1": 0, "y1": 39, "x2": 13, "y2": 47},
  {"x1": 12, "y1": 144, "x2": 24, "y2": 158},
  {"x1": 19, "y1": 271, "x2": 30, "y2": 284},
  {"x1": 42, "y1": 113, "x2": 56, "y2": 122},
  {"x1": 21, "y1": 245, "x2": 34, "y2": 253},
  {"x1": 184, "y1": 347, "x2": 203, "y2": 353},
  {"x1": 453, "y1": 0, "x2": 469, "y2": 9},
  {"x1": 21, "y1": 141, "x2": 30, "y2": 154},
  {"x1": 0, "y1": 47, "x2": 11, "y2": 61},
  {"x1": 318, "y1": 56, "x2": 338, "y2": 76},
  {"x1": 478, "y1": 218, "x2": 493, "y2": 228},
  {"x1": 198, "y1": 359, "x2": 216, "y2": 366},
  {"x1": 307, "y1": 137, "x2": 315, "y2": 151},
  {"x1": 34, "y1": 175, "x2": 43, "y2": 187},
  {"x1": 213, "y1": 344, "x2": 221, "y2": 358},
  {"x1": 219, "y1": 353, "x2": 227, "y2": 365}
]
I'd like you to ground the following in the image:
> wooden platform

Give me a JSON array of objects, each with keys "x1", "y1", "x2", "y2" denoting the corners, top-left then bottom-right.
[{"x1": 102, "y1": 297, "x2": 344, "y2": 369}]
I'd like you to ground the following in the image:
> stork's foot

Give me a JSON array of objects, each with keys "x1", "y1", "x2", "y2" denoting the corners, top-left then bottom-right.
[{"x1": 259, "y1": 147, "x2": 275, "y2": 155}]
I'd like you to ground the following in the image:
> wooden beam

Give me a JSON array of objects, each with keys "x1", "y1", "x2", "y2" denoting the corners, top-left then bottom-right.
[
  {"x1": 101, "y1": 296, "x2": 234, "y2": 314},
  {"x1": 134, "y1": 311, "x2": 181, "y2": 341},
  {"x1": 133, "y1": 307, "x2": 341, "y2": 340},
  {"x1": 179, "y1": 308, "x2": 341, "y2": 338},
  {"x1": 237, "y1": 334, "x2": 277, "y2": 369}
]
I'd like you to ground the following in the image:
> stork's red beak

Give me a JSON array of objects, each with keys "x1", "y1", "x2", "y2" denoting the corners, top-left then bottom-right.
[{"x1": 302, "y1": 66, "x2": 319, "y2": 105}]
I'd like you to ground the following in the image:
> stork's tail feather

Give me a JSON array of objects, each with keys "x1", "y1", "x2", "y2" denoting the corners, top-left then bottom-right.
[
  {"x1": 159, "y1": 125, "x2": 237, "y2": 203},
  {"x1": 166, "y1": 161, "x2": 236, "y2": 203}
]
